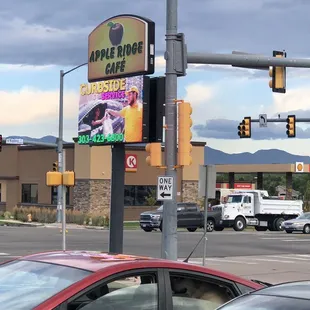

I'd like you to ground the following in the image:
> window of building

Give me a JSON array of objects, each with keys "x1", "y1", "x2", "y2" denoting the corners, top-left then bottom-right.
[
  {"x1": 51, "y1": 186, "x2": 70, "y2": 205},
  {"x1": 21, "y1": 184, "x2": 38, "y2": 204},
  {"x1": 124, "y1": 185, "x2": 161, "y2": 206}
]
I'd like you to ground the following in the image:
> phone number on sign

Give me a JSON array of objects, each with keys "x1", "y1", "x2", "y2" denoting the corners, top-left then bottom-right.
[{"x1": 78, "y1": 133, "x2": 124, "y2": 144}]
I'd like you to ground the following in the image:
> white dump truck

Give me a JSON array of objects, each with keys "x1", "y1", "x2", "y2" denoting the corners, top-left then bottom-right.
[{"x1": 216, "y1": 190, "x2": 303, "y2": 232}]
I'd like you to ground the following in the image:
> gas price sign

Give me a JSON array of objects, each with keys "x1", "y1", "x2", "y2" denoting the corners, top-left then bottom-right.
[{"x1": 78, "y1": 75, "x2": 150, "y2": 145}]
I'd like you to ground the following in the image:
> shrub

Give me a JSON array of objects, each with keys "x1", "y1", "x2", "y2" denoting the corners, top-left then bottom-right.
[
  {"x1": 3, "y1": 211, "x2": 11, "y2": 220},
  {"x1": 11, "y1": 206, "x2": 109, "y2": 227}
]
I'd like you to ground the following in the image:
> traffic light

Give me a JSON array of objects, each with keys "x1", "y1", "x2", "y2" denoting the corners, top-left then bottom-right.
[
  {"x1": 238, "y1": 117, "x2": 251, "y2": 138},
  {"x1": 52, "y1": 161, "x2": 58, "y2": 171},
  {"x1": 269, "y1": 50, "x2": 286, "y2": 93},
  {"x1": 145, "y1": 143, "x2": 162, "y2": 167},
  {"x1": 178, "y1": 101, "x2": 193, "y2": 166},
  {"x1": 0, "y1": 135, "x2": 2, "y2": 152},
  {"x1": 63, "y1": 171, "x2": 75, "y2": 186},
  {"x1": 286, "y1": 115, "x2": 296, "y2": 138},
  {"x1": 46, "y1": 171, "x2": 62, "y2": 186}
]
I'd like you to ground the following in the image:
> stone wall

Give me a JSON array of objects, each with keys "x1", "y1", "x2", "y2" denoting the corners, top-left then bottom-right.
[
  {"x1": 73, "y1": 179, "x2": 111, "y2": 216},
  {"x1": 181, "y1": 180, "x2": 200, "y2": 204}
]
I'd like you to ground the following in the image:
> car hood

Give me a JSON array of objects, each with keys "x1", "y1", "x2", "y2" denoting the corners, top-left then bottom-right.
[
  {"x1": 284, "y1": 218, "x2": 309, "y2": 224},
  {"x1": 140, "y1": 210, "x2": 162, "y2": 216}
]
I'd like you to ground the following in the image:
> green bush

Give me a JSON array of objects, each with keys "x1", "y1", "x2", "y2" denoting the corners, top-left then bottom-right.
[{"x1": 12, "y1": 206, "x2": 109, "y2": 227}]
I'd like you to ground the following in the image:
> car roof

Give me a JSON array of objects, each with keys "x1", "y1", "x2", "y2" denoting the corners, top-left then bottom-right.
[
  {"x1": 18, "y1": 251, "x2": 153, "y2": 272},
  {"x1": 12, "y1": 250, "x2": 262, "y2": 289},
  {"x1": 253, "y1": 280, "x2": 310, "y2": 300}
]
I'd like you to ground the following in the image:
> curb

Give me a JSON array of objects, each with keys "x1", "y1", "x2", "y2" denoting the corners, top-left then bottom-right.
[{"x1": 0, "y1": 221, "x2": 44, "y2": 227}]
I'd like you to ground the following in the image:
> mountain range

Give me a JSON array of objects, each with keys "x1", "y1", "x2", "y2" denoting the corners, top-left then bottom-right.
[{"x1": 4, "y1": 135, "x2": 310, "y2": 165}]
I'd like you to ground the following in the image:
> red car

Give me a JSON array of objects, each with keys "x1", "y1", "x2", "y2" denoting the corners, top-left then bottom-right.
[{"x1": 0, "y1": 251, "x2": 265, "y2": 310}]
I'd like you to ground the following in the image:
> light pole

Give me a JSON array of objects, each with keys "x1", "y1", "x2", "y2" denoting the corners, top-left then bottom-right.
[{"x1": 57, "y1": 62, "x2": 87, "y2": 227}]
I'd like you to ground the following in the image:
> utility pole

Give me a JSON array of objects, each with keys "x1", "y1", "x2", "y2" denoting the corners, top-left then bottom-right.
[
  {"x1": 57, "y1": 70, "x2": 64, "y2": 223},
  {"x1": 57, "y1": 63, "x2": 87, "y2": 223},
  {"x1": 161, "y1": 0, "x2": 178, "y2": 260}
]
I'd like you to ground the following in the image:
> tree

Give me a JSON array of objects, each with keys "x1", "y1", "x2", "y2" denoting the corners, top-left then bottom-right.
[{"x1": 303, "y1": 180, "x2": 310, "y2": 211}]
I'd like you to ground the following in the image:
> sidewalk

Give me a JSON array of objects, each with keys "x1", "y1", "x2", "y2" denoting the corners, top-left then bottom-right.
[{"x1": 0, "y1": 219, "x2": 138, "y2": 230}]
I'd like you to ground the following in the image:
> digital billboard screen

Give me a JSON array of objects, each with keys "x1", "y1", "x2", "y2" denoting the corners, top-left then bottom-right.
[{"x1": 78, "y1": 75, "x2": 149, "y2": 145}]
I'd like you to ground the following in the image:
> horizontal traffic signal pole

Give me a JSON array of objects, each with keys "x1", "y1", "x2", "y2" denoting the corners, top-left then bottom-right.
[
  {"x1": 249, "y1": 118, "x2": 310, "y2": 123},
  {"x1": 187, "y1": 52, "x2": 310, "y2": 69}
]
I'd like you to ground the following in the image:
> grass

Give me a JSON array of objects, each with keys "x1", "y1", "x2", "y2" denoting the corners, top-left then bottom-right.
[{"x1": 123, "y1": 221, "x2": 140, "y2": 229}]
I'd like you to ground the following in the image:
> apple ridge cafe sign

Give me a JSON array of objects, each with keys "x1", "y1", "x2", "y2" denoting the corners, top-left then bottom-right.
[{"x1": 88, "y1": 15, "x2": 155, "y2": 82}]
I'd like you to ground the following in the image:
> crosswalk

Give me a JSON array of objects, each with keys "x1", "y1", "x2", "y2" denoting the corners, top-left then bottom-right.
[
  {"x1": 258, "y1": 234, "x2": 310, "y2": 242},
  {"x1": 180, "y1": 254, "x2": 310, "y2": 266}
]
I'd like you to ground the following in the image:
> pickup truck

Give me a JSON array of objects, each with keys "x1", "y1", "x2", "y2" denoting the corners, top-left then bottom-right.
[{"x1": 139, "y1": 202, "x2": 223, "y2": 232}]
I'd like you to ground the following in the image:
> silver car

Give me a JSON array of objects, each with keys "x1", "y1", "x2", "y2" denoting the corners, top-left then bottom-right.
[{"x1": 282, "y1": 212, "x2": 310, "y2": 234}]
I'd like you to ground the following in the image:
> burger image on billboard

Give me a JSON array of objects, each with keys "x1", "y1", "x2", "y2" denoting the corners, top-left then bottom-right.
[
  {"x1": 88, "y1": 15, "x2": 155, "y2": 82},
  {"x1": 78, "y1": 75, "x2": 149, "y2": 145},
  {"x1": 108, "y1": 22, "x2": 124, "y2": 46}
]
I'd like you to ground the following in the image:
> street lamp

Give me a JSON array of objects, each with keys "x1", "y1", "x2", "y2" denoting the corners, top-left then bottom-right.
[{"x1": 57, "y1": 62, "x2": 87, "y2": 239}]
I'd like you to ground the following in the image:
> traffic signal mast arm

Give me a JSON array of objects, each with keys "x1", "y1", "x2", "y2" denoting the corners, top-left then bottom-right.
[{"x1": 238, "y1": 115, "x2": 310, "y2": 138}]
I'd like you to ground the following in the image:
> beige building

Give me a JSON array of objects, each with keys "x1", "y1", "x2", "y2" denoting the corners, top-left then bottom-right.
[{"x1": 0, "y1": 140, "x2": 205, "y2": 220}]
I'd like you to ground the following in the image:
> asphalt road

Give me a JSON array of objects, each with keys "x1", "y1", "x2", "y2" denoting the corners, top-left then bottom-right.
[
  {"x1": 0, "y1": 226, "x2": 310, "y2": 259},
  {"x1": 1, "y1": 226, "x2": 310, "y2": 283}
]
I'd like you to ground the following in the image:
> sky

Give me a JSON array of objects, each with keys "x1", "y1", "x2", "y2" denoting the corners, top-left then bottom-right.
[{"x1": 1, "y1": 0, "x2": 310, "y2": 155}]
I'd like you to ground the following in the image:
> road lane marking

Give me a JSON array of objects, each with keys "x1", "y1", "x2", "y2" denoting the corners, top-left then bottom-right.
[
  {"x1": 203, "y1": 258, "x2": 257, "y2": 265},
  {"x1": 268, "y1": 255, "x2": 310, "y2": 261},
  {"x1": 281, "y1": 239, "x2": 310, "y2": 242}
]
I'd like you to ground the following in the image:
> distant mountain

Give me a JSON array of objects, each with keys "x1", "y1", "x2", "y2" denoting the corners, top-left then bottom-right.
[
  {"x1": 205, "y1": 147, "x2": 310, "y2": 165},
  {"x1": 5, "y1": 135, "x2": 69, "y2": 144},
  {"x1": 5, "y1": 135, "x2": 310, "y2": 164}
]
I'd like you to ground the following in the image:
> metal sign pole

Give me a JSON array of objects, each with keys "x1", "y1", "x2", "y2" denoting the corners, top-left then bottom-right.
[
  {"x1": 202, "y1": 194, "x2": 208, "y2": 266},
  {"x1": 161, "y1": 0, "x2": 178, "y2": 261},
  {"x1": 62, "y1": 149, "x2": 67, "y2": 251}
]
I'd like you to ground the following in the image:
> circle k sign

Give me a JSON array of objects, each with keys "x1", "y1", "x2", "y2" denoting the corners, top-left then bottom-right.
[{"x1": 125, "y1": 154, "x2": 137, "y2": 171}]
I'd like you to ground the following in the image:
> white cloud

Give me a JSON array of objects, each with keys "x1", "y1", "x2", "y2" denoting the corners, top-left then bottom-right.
[
  {"x1": 0, "y1": 64, "x2": 55, "y2": 72},
  {"x1": 0, "y1": 87, "x2": 79, "y2": 126},
  {"x1": 269, "y1": 88, "x2": 310, "y2": 114}
]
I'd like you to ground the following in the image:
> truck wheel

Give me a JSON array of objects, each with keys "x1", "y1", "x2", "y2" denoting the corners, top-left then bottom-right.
[
  {"x1": 233, "y1": 217, "x2": 246, "y2": 231},
  {"x1": 268, "y1": 221, "x2": 276, "y2": 231},
  {"x1": 187, "y1": 228, "x2": 197, "y2": 232},
  {"x1": 142, "y1": 227, "x2": 152, "y2": 232},
  {"x1": 275, "y1": 218, "x2": 285, "y2": 231},
  {"x1": 303, "y1": 224, "x2": 310, "y2": 234},
  {"x1": 255, "y1": 226, "x2": 268, "y2": 231},
  {"x1": 207, "y1": 219, "x2": 215, "y2": 232}
]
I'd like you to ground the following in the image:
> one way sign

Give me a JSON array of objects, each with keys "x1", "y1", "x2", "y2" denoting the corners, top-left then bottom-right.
[{"x1": 157, "y1": 176, "x2": 174, "y2": 201}]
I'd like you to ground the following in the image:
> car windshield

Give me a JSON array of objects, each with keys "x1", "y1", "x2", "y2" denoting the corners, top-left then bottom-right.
[
  {"x1": 227, "y1": 195, "x2": 243, "y2": 203},
  {"x1": 297, "y1": 213, "x2": 310, "y2": 220},
  {"x1": 0, "y1": 260, "x2": 92, "y2": 309},
  {"x1": 217, "y1": 294, "x2": 310, "y2": 310}
]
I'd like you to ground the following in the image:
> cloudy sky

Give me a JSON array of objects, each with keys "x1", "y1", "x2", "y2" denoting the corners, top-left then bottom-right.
[{"x1": 1, "y1": 0, "x2": 310, "y2": 155}]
